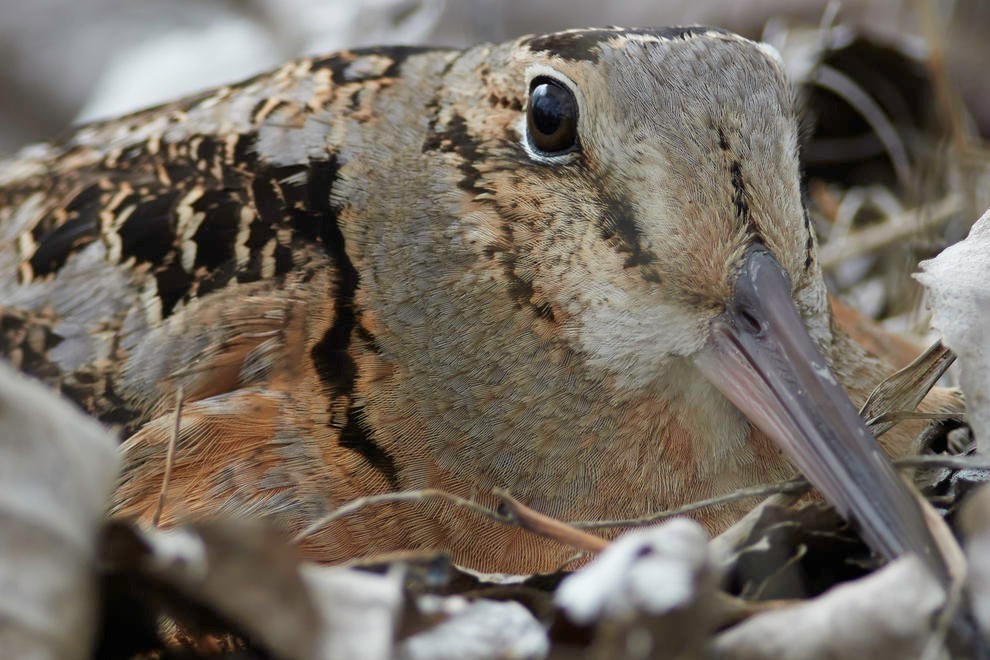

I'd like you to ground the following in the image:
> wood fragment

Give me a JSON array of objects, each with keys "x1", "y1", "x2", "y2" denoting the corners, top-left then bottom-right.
[
  {"x1": 494, "y1": 489, "x2": 609, "y2": 553},
  {"x1": 861, "y1": 341, "x2": 957, "y2": 437}
]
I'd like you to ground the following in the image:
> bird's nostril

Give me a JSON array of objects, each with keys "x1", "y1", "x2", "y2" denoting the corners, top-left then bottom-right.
[{"x1": 737, "y1": 308, "x2": 763, "y2": 336}]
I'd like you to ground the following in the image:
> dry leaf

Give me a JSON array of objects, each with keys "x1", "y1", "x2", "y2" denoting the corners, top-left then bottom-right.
[
  {"x1": 0, "y1": 362, "x2": 118, "y2": 659},
  {"x1": 916, "y1": 208, "x2": 990, "y2": 453},
  {"x1": 710, "y1": 556, "x2": 945, "y2": 659},
  {"x1": 102, "y1": 521, "x2": 550, "y2": 660},
  {"x1": 554, "y1": 518, "x2": 719, "y2": 659},
  {"x1": 728, "y1": 504, "x2": 875, "y2": 601},
  {"x1": 100, "y1": 520, "x2": 319, "y2": 658},
  {"x1": 301, "y1": 563, "x2": 404, "y2": 660},
  {"x1": 859, "y1": 341, "x2": 957, "y2": 437},
  {"x1": 399, "y1": 596, "x2": 548, "y2": 660},
  {"x1": 957, "y1": 484, "x2": 990, "y2": 638}
]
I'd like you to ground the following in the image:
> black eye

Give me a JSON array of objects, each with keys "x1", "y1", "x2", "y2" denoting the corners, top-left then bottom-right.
[{"x1": 527, "y1": 76, "x2": 579, "y2": 155}]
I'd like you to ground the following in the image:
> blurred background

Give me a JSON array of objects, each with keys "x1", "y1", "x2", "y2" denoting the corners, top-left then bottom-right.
[
  {"x1": 1, "y1": 0, "x2": 989, "y2": 348},
  {"x1": 1, "y1": 1, "x2": 987, "y2": 147}
]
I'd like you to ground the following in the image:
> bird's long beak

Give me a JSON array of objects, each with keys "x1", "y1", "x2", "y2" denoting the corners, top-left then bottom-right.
[{"x1": 693, "y1": 244, "x2": 946, "y2": 580}]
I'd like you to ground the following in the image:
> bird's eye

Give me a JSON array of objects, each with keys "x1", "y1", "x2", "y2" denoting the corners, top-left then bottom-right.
[{"x1": 527, "y1": 77, "x2": 579, "y2": 155}]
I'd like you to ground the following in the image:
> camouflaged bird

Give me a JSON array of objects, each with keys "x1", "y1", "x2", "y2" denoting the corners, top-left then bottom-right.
[{"x1": 0, "y1": 27, "x2": 959, "y2": 574}]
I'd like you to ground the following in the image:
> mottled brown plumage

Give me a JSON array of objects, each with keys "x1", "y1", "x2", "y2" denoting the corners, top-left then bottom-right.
[{"x1": 0, "y1": 28, "x2": 959, "y2": 573}]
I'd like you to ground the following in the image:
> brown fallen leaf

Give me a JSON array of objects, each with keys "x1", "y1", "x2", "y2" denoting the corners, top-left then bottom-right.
[{"x1": 99, "y1": 520, "x2": 319, "y2": 658}]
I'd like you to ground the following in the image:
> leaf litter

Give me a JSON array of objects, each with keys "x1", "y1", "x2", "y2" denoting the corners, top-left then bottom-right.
[{"x1": 6, "y1": 5, "x2": 990, "y2": 659}]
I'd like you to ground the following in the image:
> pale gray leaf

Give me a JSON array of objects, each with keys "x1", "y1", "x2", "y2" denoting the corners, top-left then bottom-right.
[{"x1": 0, "y1": 362, "x2": 118, "y2": 659}]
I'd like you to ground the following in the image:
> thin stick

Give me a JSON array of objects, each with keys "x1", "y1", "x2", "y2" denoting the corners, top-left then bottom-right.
[
  {"x1": 293, "y1": 489, "x2": 511, "y2": 544},
  {"x1": 495, "y1": 489, "x2": 609, "y2": 552},
  {"x1": 895, "y1": 454, "x2": 990, "y2": 471},
  {"x1": 568, "y1": 478, "x2": 810, "y2": 529},
  {"x1": 866, "y1": 410, "x2": 965, "y2": 429},
  {"x1": 553, "y1": 551, "x2": 590, "y2": 573},
  {"x1": 152, "y1": 384, "x2": 184, "y2": 527},
  {"x1": 291, "y1": 453, "x2": 990, "y2": 544},
  {"x1": 818, "y1": 193, "x2": 963, "y2": 268}
]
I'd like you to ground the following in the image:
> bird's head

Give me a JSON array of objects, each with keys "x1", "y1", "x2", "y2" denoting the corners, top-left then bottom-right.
[
  {"x1": 507, "y1": 28, "x2": 821, "y2": 383},
  {"x1": 439, "y1": 27, "x2": 944, "y2": 577}
]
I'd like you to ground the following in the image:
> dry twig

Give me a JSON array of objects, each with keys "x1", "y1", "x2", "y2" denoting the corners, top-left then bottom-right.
[
  {"x1": 292, "y1": 455, "x2": 990, "y2": 550},
  {"x1": 494, "y1": 489, "x2": 609, "y2": 552},
  {"x1": 293, "y1": 489, "x2": 512, "y2": 544},
  {"x1": 152, "y1": 384, "x2": 184, "y2": 528},
  {"x1": 569, "y1": 479, "x2": 811, "y2": 530},
  {"x1": 867, "y1": 410, "x2": 965, "y2": 428},
  {"x1": 818, "y1": 193, "x2": 964, "y2": 268}
]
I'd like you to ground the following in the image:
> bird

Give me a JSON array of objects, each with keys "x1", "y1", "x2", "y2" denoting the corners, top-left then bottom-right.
[{"x1": 0, "y1": 26, "x2": 961, "y2": 576}]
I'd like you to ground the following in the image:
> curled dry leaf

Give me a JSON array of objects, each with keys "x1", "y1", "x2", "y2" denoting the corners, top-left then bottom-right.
[
  {"x1": 554, "y1": 518, "x2": 719, "y2": 659},
  {"x1": 103, "y1": 520, "x2": 550, "y2": 660},
  {"x1": 100, "y1": 520, "x2": 319, "y2": 658},
  {"x1": 726, "y1": 504, "x2": 874, "y2": 602},
  {"x1": 0, "y1": 362, "x2": 118, "y2": 659},
  {"x1": 303, "y1": 554, "x2": 553, "y2": 660},
  {"x1": 859, "y1": 340, "x2": 958, "y2": 438},
  {"x1": 710, "y1": 556, "x2": 945, "y2": 659},
  {"x1": 398, "y1": 596, "x2": 548, "y2": 660},
  {"x1": 916, "y1": 208, "x2": 990, "y2": 453}
]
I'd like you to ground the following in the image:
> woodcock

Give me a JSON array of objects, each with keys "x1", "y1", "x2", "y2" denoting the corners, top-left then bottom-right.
[{"x1": 0, "y1": 27, "x2": 958, "y2": 575}]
